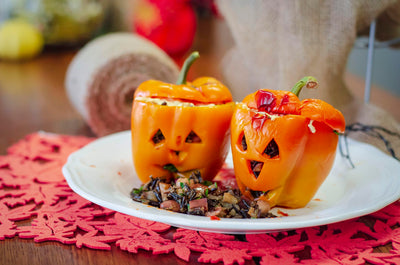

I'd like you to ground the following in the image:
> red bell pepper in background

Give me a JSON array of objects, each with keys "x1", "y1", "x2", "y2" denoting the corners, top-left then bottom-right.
[{"x1": 133, "y1": 0, "x2": 197, "y2": 58}]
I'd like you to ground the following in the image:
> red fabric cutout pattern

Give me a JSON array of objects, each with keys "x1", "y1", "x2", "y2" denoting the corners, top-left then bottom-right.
[{"x1": 1, "y1": 132, "x2": 400, "y2": 264}]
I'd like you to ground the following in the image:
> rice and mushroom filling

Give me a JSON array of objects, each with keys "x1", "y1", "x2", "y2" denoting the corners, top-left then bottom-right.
[{"x1": 130, "y1": 171, "x2": 275, "y2": 219}]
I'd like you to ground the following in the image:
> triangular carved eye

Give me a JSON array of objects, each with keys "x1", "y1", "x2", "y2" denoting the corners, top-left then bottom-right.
[
  {"x1": 185, "y1": 131, "x2": 201, "y2": 143},
  {"x1": 240, "y1": 133, "x2": 247, "y2": 151},
  {"x1": 151, "y1": 129, "x2": 165, "y2": 144},
  {"x1": 264, "y1": 138, "x2": 279, "y2": 158}
]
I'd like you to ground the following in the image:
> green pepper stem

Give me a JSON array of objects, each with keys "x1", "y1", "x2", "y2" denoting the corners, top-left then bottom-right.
[
  {"x1": 290, "y1": 76, "x2": 319, "y2": 97},
  {"x1": 176, "y1": 51, "x2": 200, "y2": 85}
]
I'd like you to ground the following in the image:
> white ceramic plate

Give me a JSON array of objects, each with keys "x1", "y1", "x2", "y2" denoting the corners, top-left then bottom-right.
[{"x1": 62, "y1": 131, "x2": 400, "y2": 234}]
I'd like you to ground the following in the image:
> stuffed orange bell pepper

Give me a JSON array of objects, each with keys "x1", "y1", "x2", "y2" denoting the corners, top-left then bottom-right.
[
  {"x1": 230, "y1": 77, "x2": 345, "y2": 208},
  {"x1": 131, "y1": 52, "x2": 234, "y2": 183}
]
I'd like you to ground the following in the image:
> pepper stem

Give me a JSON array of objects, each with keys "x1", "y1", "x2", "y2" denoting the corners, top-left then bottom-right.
[
  {"x1": 290, "y1": 76, "x2": 319, "y2": 97},
  {"x1": 176, "y1": 51, "x2": 200, "y2": 85}
]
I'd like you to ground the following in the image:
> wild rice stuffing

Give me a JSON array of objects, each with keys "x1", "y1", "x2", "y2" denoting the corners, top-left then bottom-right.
[{"x1": 130, "y1": 171, "x2": 276, "y2": 219}]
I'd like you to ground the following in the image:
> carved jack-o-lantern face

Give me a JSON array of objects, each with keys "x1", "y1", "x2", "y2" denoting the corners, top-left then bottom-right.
[
  {"x1": 131, "y1": 76, "x2": 234, "y2": 183},
  {"x1": 132, "y1": 100, "x2": 233, "y2": 182},
  {"x1": 231, "y1": 88, "x2": 345, "y2": 208},
  {"x1": 232, "y1": 106, "x2": 310, "y2": 194}
]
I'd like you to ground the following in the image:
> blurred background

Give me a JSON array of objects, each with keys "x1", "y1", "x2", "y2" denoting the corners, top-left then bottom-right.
[
  {"x1": 347, "y1": 45, "x2": 400, "y2": 97},
  {"x1": 0, "y1": 0, "x2": 217, "y2": 60},
  {"x1": 1, "y1": 0, "x2": 399, "y2": 93},
  {"x1": 0, "y1": 0, "x2": 399, "y2": 119}
]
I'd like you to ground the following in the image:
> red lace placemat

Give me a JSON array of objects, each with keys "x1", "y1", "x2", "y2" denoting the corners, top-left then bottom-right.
[{"x1": 1, "y1": 132, "x2": 400, "y2": 265}]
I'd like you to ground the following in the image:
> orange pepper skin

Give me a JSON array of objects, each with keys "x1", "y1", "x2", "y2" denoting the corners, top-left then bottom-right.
[
  {"x1": 134, "y1": 78, "x2": 233, "y2": 104},
  {"x1": 231, "y1": 89, "x2": 345, "y2": 208},
  {"x1": 131, "y1": 78, "x2": 234, "y2": 183}
]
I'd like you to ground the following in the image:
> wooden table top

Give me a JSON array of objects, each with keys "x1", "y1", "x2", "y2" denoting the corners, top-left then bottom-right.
[{"x1": 1, "y1": 20, "x2": 398, "y2": 264}]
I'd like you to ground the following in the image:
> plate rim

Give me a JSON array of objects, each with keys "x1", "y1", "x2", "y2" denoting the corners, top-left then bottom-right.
[{"x1": 62, "y1": 130, "x2": 400, "y2": 234}]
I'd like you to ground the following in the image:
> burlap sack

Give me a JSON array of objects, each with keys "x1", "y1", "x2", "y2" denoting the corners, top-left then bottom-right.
[
  {"x1": 371, "y1": 0, "x2": 400, "y2": 44},
  {"x1": 217, "y1": 0, "x2": 400, "y2": 159}
]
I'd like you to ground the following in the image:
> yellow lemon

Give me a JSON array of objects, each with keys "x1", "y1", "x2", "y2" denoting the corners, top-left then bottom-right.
[{"x1": 0, "y1": 19, "x2": 44, "y2": 60}]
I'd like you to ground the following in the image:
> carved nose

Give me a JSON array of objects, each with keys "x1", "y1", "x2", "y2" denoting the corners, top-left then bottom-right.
[
  {"x1": 248, "y1": 160, "x2": 264, "y2": 179},
  {"x1": 168, "y1": 150, "x2": 187, "y2": 164}
]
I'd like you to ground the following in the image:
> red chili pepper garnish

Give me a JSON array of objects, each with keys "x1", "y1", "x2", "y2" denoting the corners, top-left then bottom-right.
[
  {"x1": 256, "y1": 90, "x2": 276, "y2": 112},
  {"x1": 277, "y1": 210, "x2": 289, "y2": 216},
  {"x1": 251, "y1": 113, "x2": 268, "y2": 130}
]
